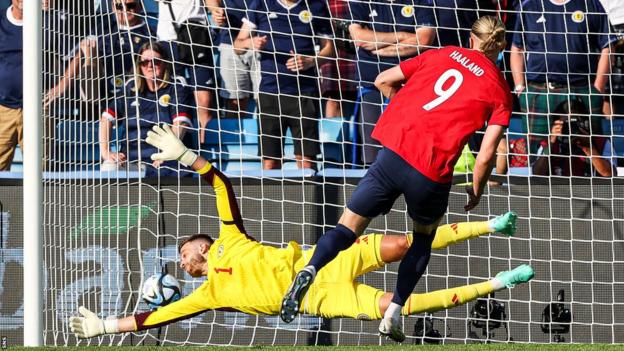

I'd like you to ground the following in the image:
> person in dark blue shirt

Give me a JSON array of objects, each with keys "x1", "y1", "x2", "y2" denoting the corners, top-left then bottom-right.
[
  {"x1": 234, "y1": 0, "x2": 335, "y2": 170},
  {"x1": 42, "y1": 0, "x2": 101, "y2": 170},
  {"x1": 510, "y1": 0, "x2": 617, "y2": 156},
  {"x1": 44, "y1": 0, "x2": 154, "y2": 112},
  {"x1": 433, "y1": 0, "x2": 495, "y2": 47},
  {"x1": 606, "y1": 38, "x2": 624, "y2": 119},
  {"x1": 0, "y1": 0, "x2": 23, "y2": 171},
  {"x1": 348, "y1": 0, "x2": 436, "y2": 164},
  {"x1": 100, "y1": 41, "x2": 195, "y2": 178}
]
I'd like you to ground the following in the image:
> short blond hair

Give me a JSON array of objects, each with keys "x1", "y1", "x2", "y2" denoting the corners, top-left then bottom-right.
[{"x1": 471, "y1": 16, "x2": 507, "y2": 58}]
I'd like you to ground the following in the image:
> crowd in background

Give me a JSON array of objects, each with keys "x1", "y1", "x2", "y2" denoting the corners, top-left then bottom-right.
[{"x1": 0, "y1": 0, "x2": 623, "y2": 177}]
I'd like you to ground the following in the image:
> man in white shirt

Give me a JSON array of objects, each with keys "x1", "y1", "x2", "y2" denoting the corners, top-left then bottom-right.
[
  {"x1": 156, "y1": 0, "x2": 216, "y2": 144},
  {"x1": 598, "y1": 0, "x2": 624, "y2": 29}
]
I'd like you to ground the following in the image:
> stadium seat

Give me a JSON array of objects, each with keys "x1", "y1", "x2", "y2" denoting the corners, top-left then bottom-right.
[
  {"x1": 52, "y1": 121, "x2": 127, "y2": 170},
  {"x1": 201, "y1": 117, "x2": 315, "y2": 171},
  {"x1": 55, "y1": 120, "x2": 101, "y2": 163},
  {"x1": 508, "y1": 115, "x2": 525, "y2": 134},
  {"x1": 602, "y1": 119, "x2": 624, "y2": 157},
  {"x1": 316, "y1": 168, "x2": 368, "y2": 178},
  {"x1": 12, "y1": 145, "x2": 22, "y2": 163},
  {"x1": 318, "y1": 117, "x2": 351, "y2": 166},
  {"x1": 202, "y1": 118, "x2": 262, "y2": 170},
  {"x1": 347, "y1": 86, "x2": 389, "y2": 166},
  {"x1": 224, "y1": 167, "x2": 316, "y2": 178},
  {"x1": 204, "y1": 118, "x2": 259, "y2": 145}
]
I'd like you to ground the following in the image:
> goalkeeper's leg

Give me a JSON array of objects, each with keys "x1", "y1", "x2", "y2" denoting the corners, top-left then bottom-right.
[
  {"x1": 430, "y1": 211, "x2": 517, "y2": 250},
  {"x1": 377, "y1": 264, "x2": 534, "y2": 316},
  {"x1": 378, "y1": 212, "x2": 518, "y2": 263}
]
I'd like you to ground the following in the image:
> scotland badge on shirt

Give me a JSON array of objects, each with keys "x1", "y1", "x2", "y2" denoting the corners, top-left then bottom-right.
[
  {"x1": 158, "y1": 94, "x2": 171, "y2": 107},
  {"x1": 571, "y1": 10, "x2": 585, "y2": 23},
  {"x1": 112, "y1": 76, "x2": 124, "y2": 89},
  {"x1": 299, "y1": 10, "x2": 312, "y2": 23},
  {"x1": 401, "y1": 5, "x2": 414, "y2": 18}
]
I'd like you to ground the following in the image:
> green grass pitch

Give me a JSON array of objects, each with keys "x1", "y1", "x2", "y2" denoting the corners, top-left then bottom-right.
[{"x1": 9, "y1": 346, "x2": 624, "y2": 351}]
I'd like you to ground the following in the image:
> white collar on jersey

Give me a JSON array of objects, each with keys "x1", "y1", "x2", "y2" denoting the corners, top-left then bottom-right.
[
  {"x1": 6, "y1": 6, "x2": 23, "y2": 27},
  {"x1": 118, "y1": 20, "x2": 146, "y2": 31},
  {"x1": 548, "y1": 0, "x2": 572, "y2": 6},
  {"x1": 276, "y1": 0, "x2": 303, "y2": 11}
]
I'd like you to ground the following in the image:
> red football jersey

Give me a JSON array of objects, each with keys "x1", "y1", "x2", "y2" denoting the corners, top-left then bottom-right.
[{"x1": 371, "y1": 46, "x2": 512, "y2": 183}]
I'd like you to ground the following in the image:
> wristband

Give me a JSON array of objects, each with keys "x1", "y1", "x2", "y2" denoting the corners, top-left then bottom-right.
[
  {"x1": 514, "y1": 84, "x2": 525, "y2": 93},
  {"x1": 177, "y1": 149, "x2": 199, "y2": 167},
  {"x1": 103, "y1": 318, "x2": 119, "y2": 334}
]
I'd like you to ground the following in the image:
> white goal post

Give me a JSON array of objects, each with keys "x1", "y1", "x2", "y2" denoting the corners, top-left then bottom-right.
[{"x1": 11, "y1": 0, "x2": 624, "y2": 347}]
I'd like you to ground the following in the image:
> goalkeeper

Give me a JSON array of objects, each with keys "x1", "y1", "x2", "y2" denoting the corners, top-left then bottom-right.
[{"x1": 69, "y1": 125, "x2": 534, "y2": 338}]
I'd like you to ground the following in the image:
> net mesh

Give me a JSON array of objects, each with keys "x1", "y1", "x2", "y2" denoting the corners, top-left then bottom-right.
[{"x1": 34, "y1": 0, "x2": 624, "y2": 346}]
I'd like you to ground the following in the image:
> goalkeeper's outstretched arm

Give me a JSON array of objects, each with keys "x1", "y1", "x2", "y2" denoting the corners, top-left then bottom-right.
[
  {"x1": 145, "y1": 124, "x2": 249, "y2": 236},
  {"x1": 70, "y1": 282, "x2": 218, "y2": 338}
]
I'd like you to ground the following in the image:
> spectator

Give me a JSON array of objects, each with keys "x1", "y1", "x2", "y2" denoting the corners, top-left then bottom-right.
[
  {"x1": 43, "y1": 0, "x2": 95, "y2": 79},
  {"x1": 433, "y1": 0, "x2": 508, "y2": 181},
  {"x1": 320, "y1": 0, "x2": 357, "y2": 118},
  {"x1": 210, "y1": 0, "x2": 261, "y2": 119},
  {"x1": 234, "y1": 0, "x2": 335, "y2": 170},
  {"x1": 510, "y1": 0, "x2": 617, "y2": 157},
  {"x1": 42, "y1": 0, "x2": 99, "y2": 170},
  {"x1": 156, "y1": 0, "x2": 215, "y2": 144},
  {"x1": 44, "y1": 0, "x2": 153, "y2": 112},
  {"x1": 532, "y1": 98, "x2": 615, "y2": 177},
  {"x1": 0, "y1": 0, "x2": 23, "y2": 171},
  {"x1": 348, "y1": 0, "x2": 436, "y2": 165},
  {"x1": 605, "y1": 37, "x2": 624, "y2": 118},
  {"x1": 99, "y1": 41, "x2": 195, "y2": 177},
  {"x1": 598, "y1": 0, "x2": 624, "y2": 31},
  {"x1": 433, "y1": 0, "x2": 495, "y2": 47}
]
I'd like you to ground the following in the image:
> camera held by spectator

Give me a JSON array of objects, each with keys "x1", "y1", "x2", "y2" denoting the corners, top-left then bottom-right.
[{"x1": 533, "y1": 98, "x2": 615, "y2": 177}]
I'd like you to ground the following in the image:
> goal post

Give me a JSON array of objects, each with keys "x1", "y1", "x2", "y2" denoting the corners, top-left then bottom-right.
[
  {"x1": 23, "y1": 0, "x2": 43, "y2": 347},
  {"x1": 21, "y1": 0, "x2": 624, "y2": 347}
]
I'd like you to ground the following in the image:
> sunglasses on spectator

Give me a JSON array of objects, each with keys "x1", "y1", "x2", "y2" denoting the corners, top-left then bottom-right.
[
  {"x1": 139, "y1": 59, "x2": 164, "y2": 68},
  {"x1": 115, "y1": 2, "x2": 138, "y2": 10}
]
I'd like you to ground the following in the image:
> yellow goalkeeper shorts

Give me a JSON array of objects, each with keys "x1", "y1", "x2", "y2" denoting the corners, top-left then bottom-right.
[{"x1": 294, "y1": 234, "x2": 385, "y2": 320}]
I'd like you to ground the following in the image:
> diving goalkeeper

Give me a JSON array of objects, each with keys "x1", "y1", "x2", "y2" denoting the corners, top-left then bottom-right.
[{"x1": 69, "y1": 125, "x2": 534, "y2": 338}]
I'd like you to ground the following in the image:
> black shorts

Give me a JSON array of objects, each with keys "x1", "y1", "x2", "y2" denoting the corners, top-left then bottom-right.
[
  {"x1": 188, "y1": 65, "x2": 216, "y2": 91},
  {"x1": 257, "y1": 93, "x2": 320, "y2": 159},
  {"x1": 347, "y1": 148, "x2": 452, "y2": 225}
]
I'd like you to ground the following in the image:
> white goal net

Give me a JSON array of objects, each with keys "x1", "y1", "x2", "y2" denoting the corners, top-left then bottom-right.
[{"x1": 24, "y1": 0, "x2": 624, "y2": 346}]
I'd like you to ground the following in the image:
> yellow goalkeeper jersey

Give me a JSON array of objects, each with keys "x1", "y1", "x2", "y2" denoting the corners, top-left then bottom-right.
[{"x1": 135, "y1": 165, "x2": 302, "y2": 330}]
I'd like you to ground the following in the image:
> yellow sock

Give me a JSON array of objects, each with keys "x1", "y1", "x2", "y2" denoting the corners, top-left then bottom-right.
[
  {"x1": 430, "y1": 221, "x2": 491, "y2": 249},
  {"x1": 401, "y1": 281, "x2": 495, "y2": 315}
]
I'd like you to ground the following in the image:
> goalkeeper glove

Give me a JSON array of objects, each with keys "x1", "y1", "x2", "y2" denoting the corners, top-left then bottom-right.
[
  {"x1": 69, "y1": 306, "x2": 119, "y2": 339},
  {"x1": 145, "y1": 124, "x2": 198, "y2": 167}
]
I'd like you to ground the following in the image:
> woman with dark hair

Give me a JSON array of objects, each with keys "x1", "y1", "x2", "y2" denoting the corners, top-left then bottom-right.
[
  {"x1": 532, "y1": 98, "x2": 615, "y2": 177},
  {"x1": 99, "y1": 41, "x2": 195, "y2": 177}
]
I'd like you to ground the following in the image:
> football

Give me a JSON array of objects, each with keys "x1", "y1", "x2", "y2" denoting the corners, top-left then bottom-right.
[{"x1": 142, "y1": 273, "x2": 182, "y2": 309}]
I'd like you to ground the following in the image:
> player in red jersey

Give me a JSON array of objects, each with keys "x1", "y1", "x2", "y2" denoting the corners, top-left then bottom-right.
[{"x1": 280, "y1": 16, "x2": 513, "y2": 342}]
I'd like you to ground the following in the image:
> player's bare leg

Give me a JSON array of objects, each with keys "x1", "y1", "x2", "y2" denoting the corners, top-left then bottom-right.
[
  {"x1": 263, "y1": 158, "x2": 282, "y2": 170},
  {"x1": 338, "y1": 208, "x2": 372, "y2": 236},
  {"x1": 280, "y1": 208, "x2": 369, "y2": 323},
  {"x1": 295, "y1": 155, "x2": 315, "y2": 169},
  {"x1": 379, "y1": 235, "x2": 411, "y2": 263}
]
